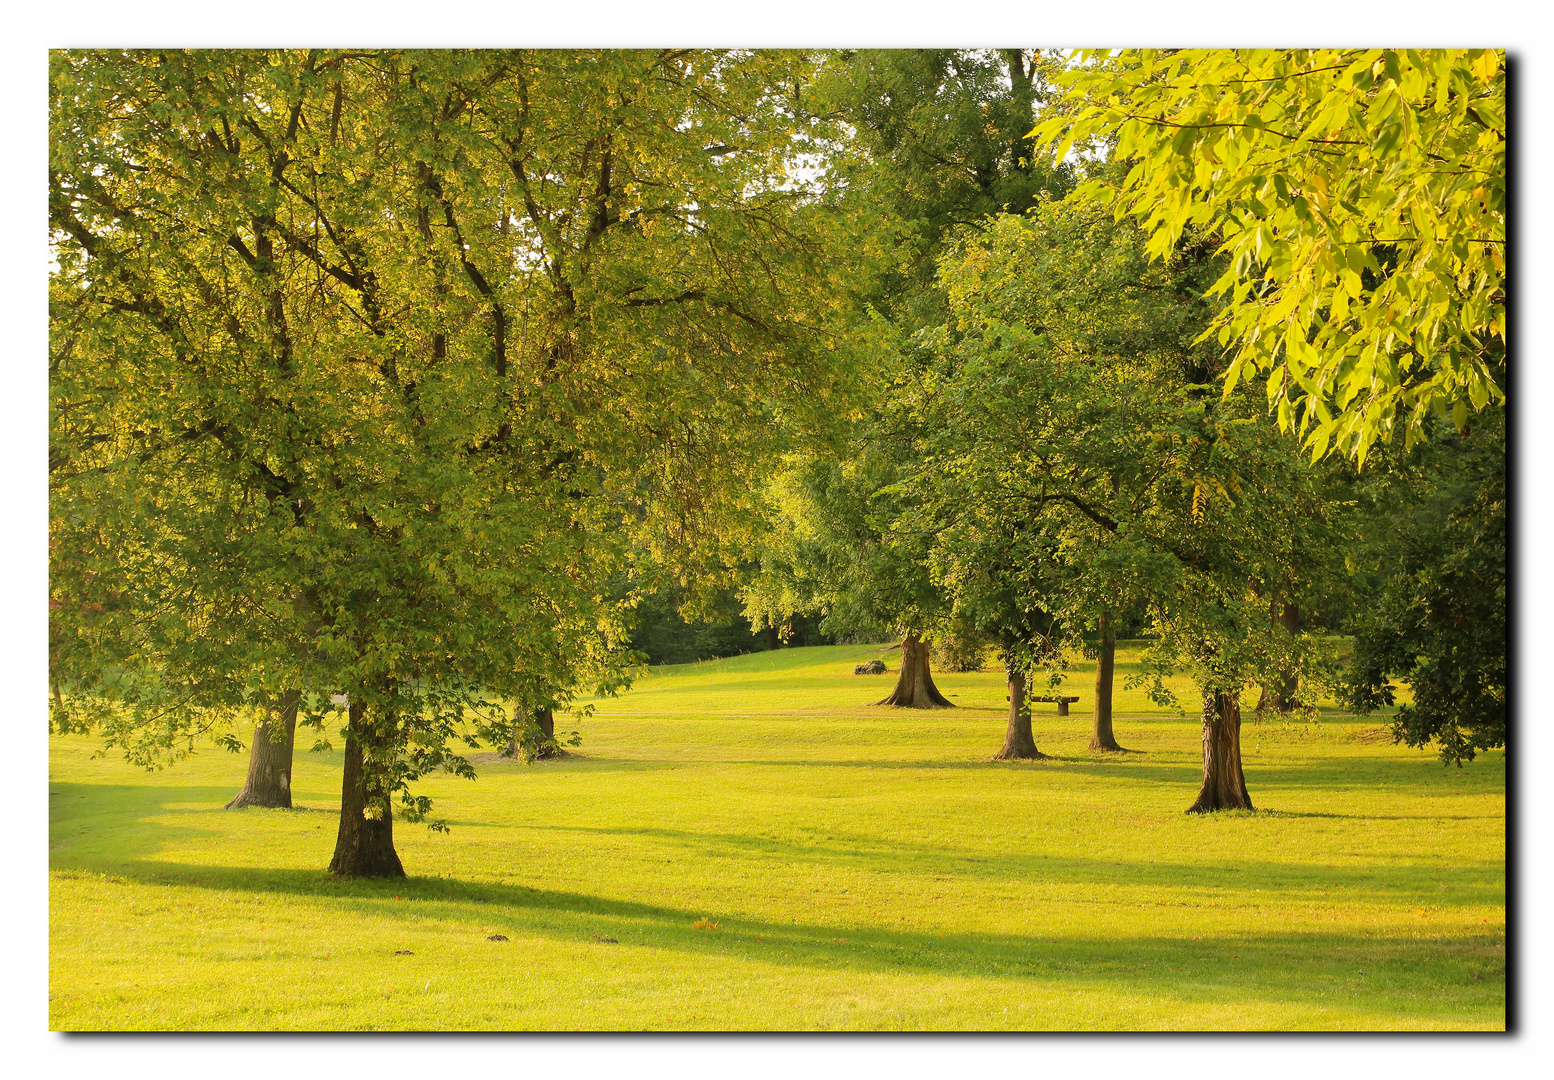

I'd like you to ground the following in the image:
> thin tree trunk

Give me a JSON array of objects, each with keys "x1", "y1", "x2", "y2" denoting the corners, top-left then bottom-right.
[
  {"x1": 227, "y1": 692, "x2": 300, "y2": 808},
  {"x1": 994, "y1": 665, "x2": 1044, "y2": 760},
  {"x1": 1256, "y1": 599, "x2": 1302, "y2": 714},
  {"x1": 874, "y1": 633, "x2": 954, "y2": 708},
  {"x1": 1186, "y1": 690, "x2": 1253, "y2": 813},
  {"x1": 328, "y1": 700, "x2": 405, "y2": 878},
  {"x1": 1090, "y1": 612, "x2": 1124, "y2": 751},
  {"x1": 1274, "y1": 601, "x2": 1300, "y2": 712}
]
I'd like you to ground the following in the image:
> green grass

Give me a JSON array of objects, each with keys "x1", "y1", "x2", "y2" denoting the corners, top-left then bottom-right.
[{"x1": 48, "y1": 642, "x2": 1504, "y2": 1031}]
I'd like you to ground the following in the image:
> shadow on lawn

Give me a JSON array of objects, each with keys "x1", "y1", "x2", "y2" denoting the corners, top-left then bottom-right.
[
  {"x1": 51, "y1": 850, "x2": 1505, "y2": 1028},
  {"x1": 49, "y1": 780, "x2": 1503, "y2": 915},
  {"x1": 49, "y1": 782, "x2": 1505, "y2": 1028},
  {"x1": 509, "y1": 822, "x2": 1503, "y2": 906}
]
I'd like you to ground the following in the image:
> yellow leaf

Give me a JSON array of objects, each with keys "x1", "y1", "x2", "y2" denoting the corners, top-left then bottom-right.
[{"x1": 1471, "y1": 51, "x2": 1500, "y2": 84}]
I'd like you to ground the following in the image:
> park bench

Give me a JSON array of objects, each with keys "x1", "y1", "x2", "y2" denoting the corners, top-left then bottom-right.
[{"x1": 1031, "y1": 695, "x2": 1080, "y2": 716}]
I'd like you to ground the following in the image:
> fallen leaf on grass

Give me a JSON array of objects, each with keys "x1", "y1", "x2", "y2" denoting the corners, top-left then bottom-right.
[
  {"x1": 691, "y1": 918, "x2": 721, "y2": 930},
  {"x1": 487, "y1": 934, "x2": 509, "y2": 942}
]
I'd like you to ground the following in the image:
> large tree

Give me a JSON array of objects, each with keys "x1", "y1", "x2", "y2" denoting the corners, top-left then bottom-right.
[
  {"x1": 738, "y1": 50, "x2": 1078, "y2": 710},
  {"x1": 741, "y1": 447, "x2": 954, "y2": 709},
  {"x1": 1032, "y1": 48, "x2": 1507, "y2": 768},
  {"x1": 1035, "y1": 49, "x2": 1505, "y2": 465},
  {"x1": 905, "y1": 207, "x2": 1342, "y2": 803},
  {"x1": 50, "y1": 49, "x2": 866, "y2": 874}
]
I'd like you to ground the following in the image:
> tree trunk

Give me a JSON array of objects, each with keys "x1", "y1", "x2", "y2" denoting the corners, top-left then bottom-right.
[
  {"x1": 537, "y1": 705, "x2": 555, "y2": 752},
  {"x1": 1186, "y1": 690, "x2": 1253, "y2": 814},
  {"x1": 994, "y1": 665, "x2": 1044, "y2": 760},
  {"x1": 508, "y1": 704, "x2": 560, "y2": 760},
  {"x1": 1274, "y1": 601, "x2": 1301, "y2": 711},
  {"x1": 328, "y1": 701, "x2": 405, "y2": 878},
  {"x1": 765, "y1": 623, "x2": 781, "y2": 651},
  {"x1": 1090, "y1": 612, "x2": 1124, "y2": 751},
  {"x1": 1256, "y1": 599, "x2": 1302, "y2": 714},
  {"x1": 873, "y1": 633, "x2": 954, "y2": 708},
  {"x1": 226, "y1": 692, "x2": 300, "y2": 809}
]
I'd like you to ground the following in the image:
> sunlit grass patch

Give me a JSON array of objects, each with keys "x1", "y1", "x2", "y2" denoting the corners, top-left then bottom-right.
[{"x1": 50, "y1": 643, "x2": 1504, "y2": 1030}]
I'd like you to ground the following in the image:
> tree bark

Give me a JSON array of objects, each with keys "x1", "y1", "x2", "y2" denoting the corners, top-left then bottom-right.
[
  {"x1": 328, "y1": 701, "x2": 405, "y2": 878},
  {"x1": 535, "y1": 705, "x2": 556, "y2": 755},
  {"x1": 994, "y1": 665, "x2": 1044, "y2": 760},
  {"x1": 1186, "y1": 690, "x2": 1253, "y2": 813},
  {"x1": 1274, "y1": 601, "x2": 1301, "y2": 712},
  {"x1": 1256, "y1": 599, "x2": 1301, "y2": 714},
  {"x1": 226, "y1": 692, "x2": 300, "y2": 808},
  {"x1": 1090, "y1": 611, "x2": 1124, "y2": 751},
  {"x1": 873, "y1": 633, "x2": 954, "y2": 708},
  {"x1": 765, "y1": 623, "x2": 781, "y2": 651},
  {"x1": 508, "y1": 703, "x2": 560, "y2": 760}
]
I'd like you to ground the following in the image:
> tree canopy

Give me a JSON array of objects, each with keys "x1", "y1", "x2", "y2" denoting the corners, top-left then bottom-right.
[
  {"x1": 1034, "y1": 49, "x2": 1506, "y2": 465},
  {"x1": 815, "y1": 49, "x2": 1073, "y2": 331},
  {"x1": 1340, "y1": 409, "x2": 1505, "y2": 763},
  {"x1": 50, "y1": 48, "x2": 870, "y2": 870},
  {"x1": 915, "y1": 207, "x2": 1341, "y2": 708}
]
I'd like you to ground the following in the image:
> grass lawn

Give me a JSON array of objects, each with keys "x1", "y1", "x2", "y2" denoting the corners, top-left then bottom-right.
[{"x1": 48, "y1": 642, "x2": 1505, "y2": 1031}]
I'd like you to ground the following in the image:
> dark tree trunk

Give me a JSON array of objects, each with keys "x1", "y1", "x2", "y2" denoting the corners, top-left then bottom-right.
[
  {"x1": 1090, "y1": 612, "x2": 1124, "y2": 751},
  {"x1": 226, "y1": 693, "x2": 300, "y2": 808},
  {"x1": 529, "y1": 705, "x2": 557, "y2": 759},
  {"x1": 1274, "y1": 601, "x2": 1301, "y2": 711},
  {"x1": 508, "y1": 704, "x2": 560, "y2": 759},
  {"x1": 328, "y1": 701, "x2": 405, "y2": 878},
  {"x1": 994, "y1": 665, "x2": 1044, "y2": 760},
  {"x1": 873, "y1": 634, "x2": 954, "y2": 708},
  {"x1": 765, "y1": 623, "x2": 781, "y2": 650},
  {"x1": 1186, "y1": 690, "x2": 1253, "y2": 814},
  {"x1": 1256, "y1": 600, "x2": 1302, "y2": 714}
]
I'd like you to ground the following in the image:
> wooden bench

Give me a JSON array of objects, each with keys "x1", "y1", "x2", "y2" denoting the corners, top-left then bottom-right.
[{"x1": 1031, "y1": 695, "x2": 1080, "y2": 716}]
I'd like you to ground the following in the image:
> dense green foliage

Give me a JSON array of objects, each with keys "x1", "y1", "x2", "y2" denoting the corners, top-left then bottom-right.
[
  {"x1": 627, "y1": 584, "x2": 781, "y2": 666},
  {"x1": 50, "y1": 49, "x2": 869, "y2": 840},
  {"x1": 744, "y1": 50, "x2": 1075, "y2": 653},
  {"x1": 817, "y1": 49, "x2": 1073, "y2": 330},
  {"x1": 904, "y1": 207, "x2": 1342, "y2": 709},
  {"x1": 1341, "y1": 411, "x2": 1506, "y2": 763},
  {"x1": 1036, "y1": 49, "x2": 1506, "y2": 464},
  {"x1": 743, "y1": 450, "x2": 944, "y2": 645}
]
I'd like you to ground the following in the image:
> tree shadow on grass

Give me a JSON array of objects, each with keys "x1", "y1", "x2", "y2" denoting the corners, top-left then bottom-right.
[
  {"x1": 48, "y1": 779, "x2": 1505, "y2": 913},
  {"x1": 49, "y1": 776, "x2": 1505, "y2": 1029},
  {"x1": 506, "y1": 821, "x2": 1503, "y2": 906},
  {"x1": 49, "y1": 851, "x2": 1505, "y2": 1030}
]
